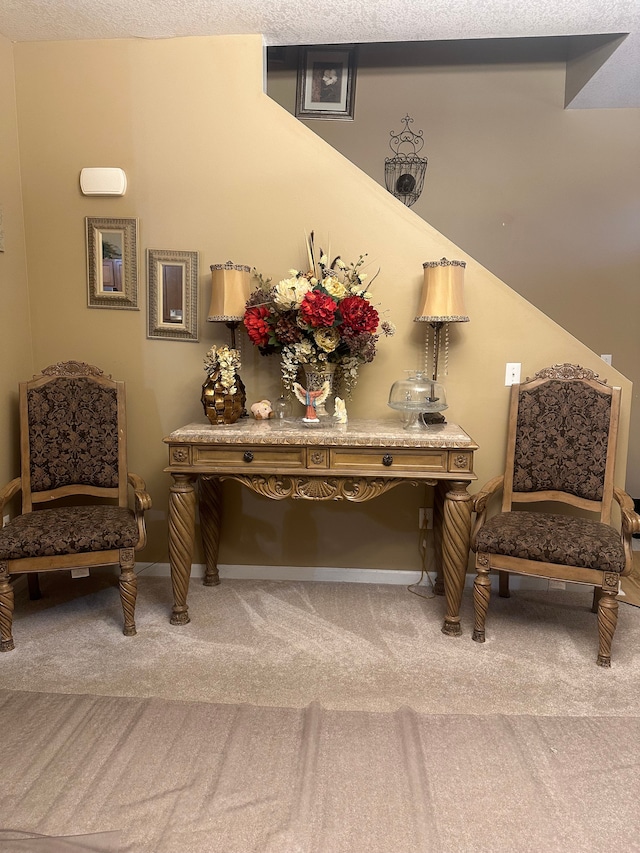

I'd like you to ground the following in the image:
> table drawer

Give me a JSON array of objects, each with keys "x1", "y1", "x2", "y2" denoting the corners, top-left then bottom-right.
[
  {"x1": 193, "y1": 445, "x2": 307, "y2": 469},
  {"x1": 329, "y1": 447, "x2": 448, "y2": 473}
]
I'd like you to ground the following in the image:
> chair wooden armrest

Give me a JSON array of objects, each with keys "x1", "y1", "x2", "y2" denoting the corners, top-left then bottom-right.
[
  {"x1": 0, "y1": 478, "x2": 22, "y2": 515},
  {"x1": 128, "y1": 472, "x2": 152, "y2": 512},
  {"x1": 128, "y1": 472, "x2": 152, "y2": 549},
  {"x1": 613, "y1": 487, "x2": 640, "y2": 575},
  {"x1": 471, "y1": 475, "x2": 504, "y2": 543}
]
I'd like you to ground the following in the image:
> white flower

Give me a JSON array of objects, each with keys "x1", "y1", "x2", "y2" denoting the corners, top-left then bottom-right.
[
  {"x1": 319, "y1": 254, "x2": 328, "y2": 266},
  {"x1": 273, "y1": 277, "x2": 312, "y2": 309},
  {"x1": 314, "y1": 327, "x2": 340, "y2": 353},
  {"x1": 322, "y1": 276, "x2": 347, "y2": 299},
  {"x1": 358, "y1": 273, "x2": 368, "y2": 282},
  {"x1": 288, "y1": 269, "x2": 299, "y2": 276},
  {"x1": 335, "y1": 259, "x2": 346, "y2": 270}
]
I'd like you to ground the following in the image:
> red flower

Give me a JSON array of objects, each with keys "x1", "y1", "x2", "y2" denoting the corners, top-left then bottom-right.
[
  {"x1": 339, "y1": 295, "x2": 379, "y2": 335},
  {"x1": 300, "y1": 290, "x2": 338, "y2": 327},
  {"x1": 244, "y1": 305, "x2": 272, "y2": 347}
]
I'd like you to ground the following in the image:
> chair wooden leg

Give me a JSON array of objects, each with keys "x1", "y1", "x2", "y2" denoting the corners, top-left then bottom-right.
[
  {"x1": 473, "y1": 562, "x2": 491, "y2": 643},
  {"x1": 596, "y1": 590, "x2": 618, "y2": 667},
  {"x1": 498, "y1": 570, "x2": 510, "y2": 598},
  {"x1": 118, "y1": 548, "x2": 137, "y2": 637},
  {"x1": 591, "y1": 586, "x2": 603, "y2": 614},
  {"x1": 0, "y1": 561, "x2": 15, "y2": 651},
  {"x1": 27, "y1": 573, "x2": 42, "y2": 600}
]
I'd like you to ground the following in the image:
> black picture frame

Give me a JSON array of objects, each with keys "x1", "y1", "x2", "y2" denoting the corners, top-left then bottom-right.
[{"x1": 295, "y1": 45, "x2": 357, "y2": 121}]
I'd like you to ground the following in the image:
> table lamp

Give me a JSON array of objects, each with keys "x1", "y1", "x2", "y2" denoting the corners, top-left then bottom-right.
[
  {"x1": 412, "y1": 258, "x2": 469, "y2": 424},
  {"x1": 208, "y1": 261, "x2": 252, "y2": 349},
  {"x1": 388, "y1": 259, "x2": 468, "y2": 429}
]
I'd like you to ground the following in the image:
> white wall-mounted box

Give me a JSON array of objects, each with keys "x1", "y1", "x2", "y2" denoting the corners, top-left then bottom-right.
[{"x1": 80, "y1": 167, "x2": 127, "y2": 196}]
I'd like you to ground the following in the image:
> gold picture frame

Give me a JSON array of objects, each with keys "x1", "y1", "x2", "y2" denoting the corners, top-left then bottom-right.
[
  {"x1": 295, "y1": 45, "x2": 357, "y2": 120},
  {"x1": 86, "y1": 217, "x2": 138, "y2": 309},
  {"x1": 147, "y1": 248, "x2": 199, "y2": 342}
]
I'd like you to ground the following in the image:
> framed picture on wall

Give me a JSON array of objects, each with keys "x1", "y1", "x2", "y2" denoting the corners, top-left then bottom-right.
[
  {"x1": 86, "y1": 217, "x2": 138, "y2": 309},
  {"x1": 295, "y1": 45, "x2": 357, "y2": 120},
  {"x1": 147, "y1": 248, "x2": 199, "y2": 341}
]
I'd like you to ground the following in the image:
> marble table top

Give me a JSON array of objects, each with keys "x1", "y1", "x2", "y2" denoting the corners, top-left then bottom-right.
[{"x1": 165, "y1": 418, "x2": 477, "y2": 449}]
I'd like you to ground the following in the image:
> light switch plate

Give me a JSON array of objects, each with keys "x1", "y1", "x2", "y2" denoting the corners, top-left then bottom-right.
[{"x1": 505, "y1": 362, "x2": 521, "y2": 385}]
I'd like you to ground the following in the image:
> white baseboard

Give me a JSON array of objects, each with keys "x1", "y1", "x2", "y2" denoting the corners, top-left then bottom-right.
[{"x1": 134, "y1": 561, "x2": 552, "y2": 591}]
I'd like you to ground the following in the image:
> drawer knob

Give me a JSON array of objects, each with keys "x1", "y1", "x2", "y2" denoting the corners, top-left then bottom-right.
[
  {"x1": 382, "y1": 454, "x2": 393, "y2": 467},
  {"x1": 243, "y1": 450, "x2": 254, "y2": 463}
]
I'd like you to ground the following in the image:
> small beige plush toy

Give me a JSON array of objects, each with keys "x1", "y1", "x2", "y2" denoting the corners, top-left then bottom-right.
[{"x1": 250, "y1": 399, "x2": 273, "y2": 419}]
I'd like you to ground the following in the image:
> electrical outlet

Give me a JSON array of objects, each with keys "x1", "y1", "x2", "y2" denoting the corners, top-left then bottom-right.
[
  {"x1": 2, "y1": 514, "x2": 9, "y2": 528},
  {"x1": 601, "y1": 354, "x2": 612, "y2": 366},
  {"x1": 71, "y1": 568, "x2": 90, "y2": 579},
  {"x1": 505, "y1": 363, "x2": 521, "y2": 386}
]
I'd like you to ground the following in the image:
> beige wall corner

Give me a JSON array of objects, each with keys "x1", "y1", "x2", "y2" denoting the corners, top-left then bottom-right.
[{"x1": 0, "y1": 34, "x2": 33, "y2": 494}]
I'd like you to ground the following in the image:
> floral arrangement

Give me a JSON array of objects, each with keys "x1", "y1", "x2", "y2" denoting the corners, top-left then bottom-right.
[
  {"x1": 243, "y1": 234, "x2": 394, "y2": 396},
  {"x1": 203, "y1": 344, "x2": 241, "y2": 394}
]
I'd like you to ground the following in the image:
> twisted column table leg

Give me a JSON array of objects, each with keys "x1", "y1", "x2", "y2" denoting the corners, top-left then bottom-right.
[
  {"x1": 200, "y1": 476, "x2": 222, "y2": 586},
  {"x1": 118, "y1": 547, "x2": 137, "y2": 636},
  {"x1": 441, "y1": 480, "x2": 473, "y2": 637},
  {"x1": 0, "y1": 561, "x2": 15, "y2": 651},
  {"x1": 169, "y1": 474, "x2": 196, "y2": 625}
]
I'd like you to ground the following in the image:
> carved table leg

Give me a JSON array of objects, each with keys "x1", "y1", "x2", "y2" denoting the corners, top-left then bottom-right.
[
  {"x1": 169, "y1": 473, "x2": 197, "y2": 626},
  {"x1": 199, "y1": 476, "x2": 222, "y2": 586},
  {"x1": 432, "y1": 482, "x2": 445, "y2": 596},
  {"x1": 441, "y1": 480, "x2": 473, "y2": 637},
  {"x1": 0, "y1": 561, "x2": 15, "y2": 651}
]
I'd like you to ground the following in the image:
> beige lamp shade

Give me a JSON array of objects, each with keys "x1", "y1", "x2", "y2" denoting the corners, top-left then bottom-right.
[
  {"x1": 416, "y1": 258, "x2": 469, "y2": 323},
  {"x1": 208, "y1": 262, "x2": 251, "y2": 322}
]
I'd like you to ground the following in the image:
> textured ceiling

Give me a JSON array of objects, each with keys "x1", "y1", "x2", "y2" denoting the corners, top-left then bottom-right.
[{"x1": 0, "y1": 0, "x2": 638, "y2": 108}]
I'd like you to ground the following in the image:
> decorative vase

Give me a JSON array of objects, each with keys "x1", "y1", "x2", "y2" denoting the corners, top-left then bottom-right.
[
  {"x1": 302, "y1": 362, "x2": 337, "y2": 418},
  {"x1": 201, "y1": 370, "x2": 246, "y2": 425}
]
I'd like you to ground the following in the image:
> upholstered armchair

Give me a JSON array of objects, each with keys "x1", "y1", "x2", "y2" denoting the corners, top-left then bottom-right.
[
  {"x1": 0, "y1": 361, "x2": 152, "y2": 651},
  {"x1": 471, "y1": 364, "x2": 640, "y2": 666}
]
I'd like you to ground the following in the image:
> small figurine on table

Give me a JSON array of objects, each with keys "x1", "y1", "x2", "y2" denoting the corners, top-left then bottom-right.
[
  {"x1": 293, "y1": 381, "x2": 330, "y2": 423},
  {"x1": 333, "y1": 397, "x2": 348, "y2": 424}
]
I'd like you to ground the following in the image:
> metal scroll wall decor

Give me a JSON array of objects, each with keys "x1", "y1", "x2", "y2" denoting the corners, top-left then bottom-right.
[{"x1": 384, "y1": 115, "x2": 428, "y2": 207}]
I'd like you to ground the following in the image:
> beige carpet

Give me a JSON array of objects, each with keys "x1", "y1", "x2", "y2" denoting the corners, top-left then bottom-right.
[
  {"x1": 1, "y1": 689, "x2": 639, "y2": 853},
  {"x1": 1, "y1": 572, "x2": 640, "y2": 852}
]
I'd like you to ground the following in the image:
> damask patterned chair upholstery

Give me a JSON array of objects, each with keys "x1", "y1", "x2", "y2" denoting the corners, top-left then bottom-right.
[
  {"x1": 471, "y1": 364, "x2": 640, "y2": 666},
  {"x1": 0, "y1": 362, "x2": 152, "y2": 651}
]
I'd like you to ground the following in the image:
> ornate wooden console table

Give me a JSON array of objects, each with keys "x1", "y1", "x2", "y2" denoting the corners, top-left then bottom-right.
[{"x1": 164, "y1": 418, "x2": 478, "y2": 635}]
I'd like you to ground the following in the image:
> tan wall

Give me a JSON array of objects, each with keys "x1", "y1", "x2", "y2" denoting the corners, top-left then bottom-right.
[
  {"x1": 0, "y1": 34, "x2": 33, "y2": 495},
  {"x1": 269, "y1": 44, "x2": 640, "y2": 495},
  {"x1": 11, "y1": 35, "x2": 632, "y2": 573}
]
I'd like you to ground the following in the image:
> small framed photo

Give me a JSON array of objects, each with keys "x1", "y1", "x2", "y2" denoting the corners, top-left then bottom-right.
[
  {"x1": 296, "y1": 45, "x2": 357, "y2": 120},
  {"x1": 147, "y1": 248, "x2": 199, "y2": 341}
]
